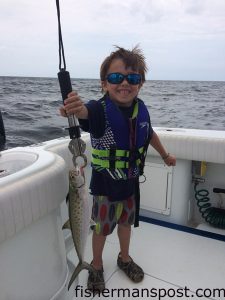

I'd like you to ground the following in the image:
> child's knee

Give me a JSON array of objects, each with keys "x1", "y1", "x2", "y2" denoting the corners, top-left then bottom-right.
[
  {"x1": 93, "y1": 221, "x2": 117, "y2": 236},
  {"x1": 117, "y1": 223, "x2": 132, "y2": 234},
  {"x1": 118, "y1": 223, "x2": 131, "y2": 229}
]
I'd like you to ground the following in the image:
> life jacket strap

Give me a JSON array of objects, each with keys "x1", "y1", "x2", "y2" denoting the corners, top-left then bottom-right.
[{"x1": 91, "y1": 147, "x2": 144, "y2": 169}]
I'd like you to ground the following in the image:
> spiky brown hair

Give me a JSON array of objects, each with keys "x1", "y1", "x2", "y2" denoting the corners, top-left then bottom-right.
[{"x1": 100, "y1": 45, "x2": 148, "y2": 83}]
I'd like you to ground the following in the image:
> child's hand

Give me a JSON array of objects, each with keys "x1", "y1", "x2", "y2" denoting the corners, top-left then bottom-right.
[
  {"x1": 163, "y1": 154, "x2": 176, "y2": 166},
  {"x1": 59, "y1": 91, "x2": 88, "y2": 119}
]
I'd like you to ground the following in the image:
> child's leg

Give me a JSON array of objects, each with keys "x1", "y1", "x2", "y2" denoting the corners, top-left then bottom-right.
[
  {"x1": 117, "y1": 224, "x2": 132, "y2": 262},
  {"x1": 88, "y1": 231, "x2": 106, "y2": 292},
  {"x1": 117, "y1": 223, "x2": 144, "y2": 283},
  {"x1": 117, "y1": 195, "x2": 135, "y2": 262},
  {"x1": 92, "y1": 231, "x2": 106, "y2": 270}
]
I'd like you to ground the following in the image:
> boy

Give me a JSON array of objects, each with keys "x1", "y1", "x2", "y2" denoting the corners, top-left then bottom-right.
[{"x1": 60, "y1": 46, "x2": 176, "y2": 292}]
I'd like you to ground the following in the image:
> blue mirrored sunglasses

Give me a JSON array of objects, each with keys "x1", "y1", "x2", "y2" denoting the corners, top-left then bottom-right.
[{"x1": 106, "y1": 73, "x2": 142, "y2": 85}]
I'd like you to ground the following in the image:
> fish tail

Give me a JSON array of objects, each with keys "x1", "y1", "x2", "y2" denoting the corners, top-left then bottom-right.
[
  {"x1": 68, "y1": 261, "x2": 94, "y2": 290},
  {"x1": 62, "y1": 219, "x2": 70, "y2": 230}
]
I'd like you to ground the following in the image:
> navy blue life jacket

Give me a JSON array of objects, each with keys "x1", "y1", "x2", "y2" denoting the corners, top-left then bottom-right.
[{"x1": 91, "y1": 96, "x2": 150, "y2": 180}]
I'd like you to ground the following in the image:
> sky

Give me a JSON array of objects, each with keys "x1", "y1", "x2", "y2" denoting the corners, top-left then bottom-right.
[{"x1": 0, "y1": 0, "x2": 225, "y2": 81}]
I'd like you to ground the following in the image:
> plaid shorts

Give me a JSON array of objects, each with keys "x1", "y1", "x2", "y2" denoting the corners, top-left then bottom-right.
[{"x1": 92, "y1": 195, "x2": 136, "y2": 236}]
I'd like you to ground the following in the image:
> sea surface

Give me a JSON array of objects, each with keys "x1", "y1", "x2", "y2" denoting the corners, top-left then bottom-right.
[{"x1": 0, "y1": 76, "x2": 225, "y2": 149}]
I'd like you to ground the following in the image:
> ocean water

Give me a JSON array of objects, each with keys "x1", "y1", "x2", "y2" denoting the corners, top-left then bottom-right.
[{"x1": 0, "y1": 76, "x2": 225, "y2": 150}]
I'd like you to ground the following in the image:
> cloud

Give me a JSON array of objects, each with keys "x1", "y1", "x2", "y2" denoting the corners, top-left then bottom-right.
[
  {"x1": 181, "y1": 0, "x2": 205, "y2": 15},
  {"x1": 0, "y1": 0, "x2": 225, "y2": 80}
]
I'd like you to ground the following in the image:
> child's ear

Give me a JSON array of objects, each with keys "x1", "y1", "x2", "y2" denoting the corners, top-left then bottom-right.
[
  {"x1": 101, "y1": 81, "x2": 107, "y2": 93},
  {"x1": 138, "y1": 82, "x2": 143, "y2": 90}
]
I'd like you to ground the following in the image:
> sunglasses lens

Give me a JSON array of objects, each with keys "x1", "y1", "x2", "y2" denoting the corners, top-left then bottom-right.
[
  {"x1": 127, "y1": 74, "x2": 142, "y2": 85},
  {"x1": 107, "y1": 73, "x2": 123, "y2": 84}
]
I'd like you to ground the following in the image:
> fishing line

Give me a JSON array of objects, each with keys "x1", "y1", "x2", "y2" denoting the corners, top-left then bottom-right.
[
  {"x1": 55, "y1": 0, "x2": 73, "y2": 105},
  {"x1": 56, "y1": 0, "x2": 66, "y2": 71}
]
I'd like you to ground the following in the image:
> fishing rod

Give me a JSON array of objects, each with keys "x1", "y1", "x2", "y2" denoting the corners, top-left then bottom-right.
[{"x1": 55, "y1": 0, "x2": 87, "y2": 167}]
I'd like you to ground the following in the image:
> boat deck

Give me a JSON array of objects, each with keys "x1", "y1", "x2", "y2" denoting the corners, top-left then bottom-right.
[{"x1": 67, "y1": 221, "x2": 225, "y2": 300}]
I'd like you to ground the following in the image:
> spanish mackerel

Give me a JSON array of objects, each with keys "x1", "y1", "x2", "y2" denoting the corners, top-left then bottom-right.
[{"x1": 63, "y1": 165, "x2": 94, "y2": 290}]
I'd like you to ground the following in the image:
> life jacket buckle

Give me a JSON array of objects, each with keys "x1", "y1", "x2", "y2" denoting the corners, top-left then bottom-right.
[
  {"x1": 109, "y1": 148, "x2": 116, "y2": 169},
  {"x1": 129, "y1": 149, "x2": 140, "y2": 165}
]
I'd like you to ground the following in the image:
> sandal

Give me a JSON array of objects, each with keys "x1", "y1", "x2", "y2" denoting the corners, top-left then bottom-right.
[
  {"x1": 117, "y1": 253, "x2": 144, "y2": 283},
  {"x1": 87, "y1": 264, "x2": 105, "y2": 294}
]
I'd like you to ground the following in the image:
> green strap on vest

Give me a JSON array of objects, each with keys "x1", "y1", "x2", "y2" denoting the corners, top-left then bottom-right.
[
  {"x1": 91, "y1": 147, "x2": 144, "y2": 169},
  {"x1": 131, "y1": 101, "x2": 138, "y2": 119}
]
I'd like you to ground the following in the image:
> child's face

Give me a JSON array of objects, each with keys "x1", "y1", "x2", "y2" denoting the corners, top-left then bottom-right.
[{"x1": 102, "y1": 58, "x2": 142, "y2": 107}]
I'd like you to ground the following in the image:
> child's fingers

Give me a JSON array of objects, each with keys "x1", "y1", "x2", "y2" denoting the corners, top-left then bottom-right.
[
  {"x1": 60, "y1": 90, "x2": 86, "y2": 117},
  {"x1": 64, "y1": 92, "x2": 80, "y2": 105},
  {"x1": 59, "y1": 106, "x2": 67, "y2": 117},
  {"x1": 64, "y1": 102, "x2": 84, "y2": 115},
  {"x1": 67, "y1": 91, "x2": 77, "y2": 98}
]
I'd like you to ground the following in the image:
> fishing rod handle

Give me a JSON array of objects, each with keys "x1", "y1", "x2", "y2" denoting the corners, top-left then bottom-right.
[
  {"x1": 58, "y1": 69, "x2": 72, "y2": 103},
  {"x1": 58, "y1": 70, "x2": 81, "y2": 138}
]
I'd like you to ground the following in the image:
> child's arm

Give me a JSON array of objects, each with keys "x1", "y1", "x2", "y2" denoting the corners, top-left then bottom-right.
[
  {"x1": 150, "y1": 131, "x2": 176, "y2": 166},
  {"x1": 59, "y1": 91, "x2": 88, "y2": 119}
]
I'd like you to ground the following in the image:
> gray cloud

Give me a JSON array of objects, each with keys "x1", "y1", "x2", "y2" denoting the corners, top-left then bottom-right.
[{"x1": 0, "y1": 0, "x2": 224, "y2": 80}]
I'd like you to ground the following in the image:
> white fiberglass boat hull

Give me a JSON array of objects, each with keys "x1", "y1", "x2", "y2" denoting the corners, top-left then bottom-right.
[{"x1": 0, "y1": 127, "x2": 225, "y2": 300}]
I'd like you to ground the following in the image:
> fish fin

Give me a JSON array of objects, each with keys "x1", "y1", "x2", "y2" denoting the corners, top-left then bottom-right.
[
  {"x1": 62, "y1": 219, "x2": 70, "y2": 230},
  {"x1": 68, "y1": 261, "x2": 94, "y2": 290},
  {"x1": 89, "y1": 219, "x2": 96, "y2": 233},
  {"x1": 66, "y1": 192, "x2": 69, "y2": 203},
  {"x1": 90, "y1": 218, "x2": 96, "y2": 227}
]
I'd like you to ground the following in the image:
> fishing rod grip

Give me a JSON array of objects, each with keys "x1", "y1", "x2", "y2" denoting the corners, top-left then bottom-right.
[
  {"x1": 58, "y1": 70, "x2": 72, "y2": 103},
  {"x1": 58, "y1": 70, "x2": 81, "y2": 139}
]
